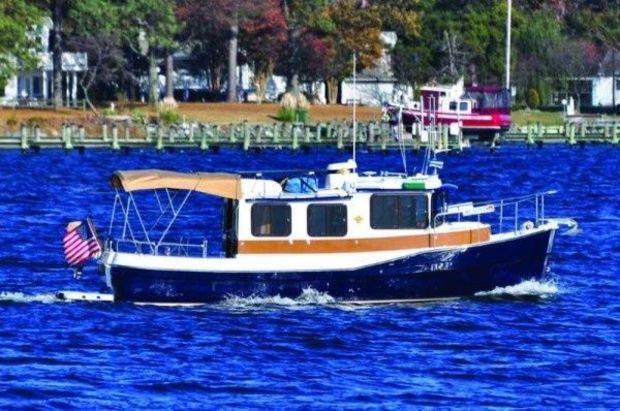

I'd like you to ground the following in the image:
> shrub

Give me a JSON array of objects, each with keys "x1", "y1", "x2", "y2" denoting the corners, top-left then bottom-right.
[
  {"x1": 276, "y1": 107, "x2": 296, "y2": 122},
  {"x1": 526, "y1": 88, "x2": 540, "y2": 109},
  {"x1": 159, "y1": 109, "x2": 180, "y2": 126},
  {"x1": 295, "y1": 108, "x2": 310, "y2": 123},
  {"x1": 102, "y1": 106, "x2": 117, "y2": 116},
  {"x1": 275, "y1": 107, "x2": 310, "y2": 123},
  {"x1": 131, "y1": 109, "x2": 147, "y2": 124},
  {"x1": 6, "y1": 115, "x2": 17, "y2": 128},
  {"x1": 25, "y1": 116, "x2": 45, "y2": 126}
]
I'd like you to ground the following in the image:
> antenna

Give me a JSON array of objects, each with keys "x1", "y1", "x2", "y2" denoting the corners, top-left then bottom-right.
[{"x1": 352, "y1": 52, "x2": 357, "y2": 165}]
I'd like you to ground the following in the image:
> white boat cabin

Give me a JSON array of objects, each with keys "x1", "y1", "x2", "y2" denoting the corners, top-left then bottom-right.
[{"x1": 109, "y1": 161, "x2": 491, "y2": 258}]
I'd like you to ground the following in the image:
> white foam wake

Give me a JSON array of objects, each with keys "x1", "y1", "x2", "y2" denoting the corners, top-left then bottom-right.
[
  {"x1": 222, "y1": 287, "x2": 336, "y2": 309},
  {"x1": 0, "y1": 291, "x2": 61, "y2": 304},
  {"x1": 474, "y1": 278, "x2": 559, "y2": 299}
]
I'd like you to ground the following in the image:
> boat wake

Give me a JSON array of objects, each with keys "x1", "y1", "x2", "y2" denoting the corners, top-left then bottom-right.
[
  {"x1": 474, "y1": 278, "x2": 559, "y2": 300},
  {"x1": 221, "y1": 288, "x2": 336, "y2": 309},
  {"x1": 0, "y1": 291, "x2": 62, "y2": 304}
]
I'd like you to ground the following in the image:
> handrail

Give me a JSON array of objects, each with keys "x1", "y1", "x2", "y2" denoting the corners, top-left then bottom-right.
[
  {"x1": 434, "y1": 190, "x2": 557, "y2": 234},
  {"x1": 111, "y1": 238, "x2": 209, "y2": 258}
]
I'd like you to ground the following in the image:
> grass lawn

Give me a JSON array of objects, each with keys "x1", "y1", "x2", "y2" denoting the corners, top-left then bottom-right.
[
  {"x1": 511, "y1": 110, "x2": 564, "y2": 126},
  {"x1": 0, "y1": 102, "x2": 382, "y2": 130}
]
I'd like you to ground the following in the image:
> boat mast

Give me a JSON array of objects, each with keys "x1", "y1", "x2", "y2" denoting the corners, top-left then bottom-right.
[{"x1": 352, "y1": 52, "x2": 357, "y2": 165}]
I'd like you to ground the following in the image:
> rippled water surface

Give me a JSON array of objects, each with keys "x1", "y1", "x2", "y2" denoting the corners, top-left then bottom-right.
[{"x1": 0, "y1": 145, "x2": 618, "y2": 408}]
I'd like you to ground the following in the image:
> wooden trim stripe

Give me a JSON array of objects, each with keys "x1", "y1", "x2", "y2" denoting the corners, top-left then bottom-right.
[{"x1": 237, "y1": 227, "x2": 491, "y2": 254}]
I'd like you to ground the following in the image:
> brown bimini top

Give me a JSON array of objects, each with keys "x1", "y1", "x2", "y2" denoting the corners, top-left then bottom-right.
[{"x1": 110, "y1": 170, "x2": 243, "y2": 199}]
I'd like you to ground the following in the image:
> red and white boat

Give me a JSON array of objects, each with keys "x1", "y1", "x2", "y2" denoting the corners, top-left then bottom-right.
[{"x1": 385, "y1": 78, "x2": 511, "y2": 140}]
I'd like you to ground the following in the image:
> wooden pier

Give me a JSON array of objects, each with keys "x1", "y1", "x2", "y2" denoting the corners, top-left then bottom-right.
[
  {"x1": 2, "y1": 119, "x2": 618, "y2": 152},
  {"x1": 503, "y1": 121, "x2": 620, "y2": 146},
  {"x1": 0, "y1": 121, "x2": 467, "y2": 152}
]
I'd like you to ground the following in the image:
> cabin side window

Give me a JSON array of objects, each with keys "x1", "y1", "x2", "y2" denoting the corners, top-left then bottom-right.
[
  {"x1": 449, "y1": 101, "x2": 457, "y2": 111},
  {"x1": 251, "y1": 204, "x2": 291, "y2": 237},
  {"x1": 307, "y1": 204, "x2": 347, "y2": 237},
  {"x1": 370, "y1": 194, "x2": 428, "y2": 229},
  {"x1": 459, "y1": 101, "x2": 469, "y2": 112}
]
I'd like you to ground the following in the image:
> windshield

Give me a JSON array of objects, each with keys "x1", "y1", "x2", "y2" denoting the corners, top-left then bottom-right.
[{"x1": 463, "y1": 89, "x2": 510, "y2": 109}]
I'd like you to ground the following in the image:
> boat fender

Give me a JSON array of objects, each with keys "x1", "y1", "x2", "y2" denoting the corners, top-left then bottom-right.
[{"x1": 521, "y1": 221, "x2": 535, "y2": 231}]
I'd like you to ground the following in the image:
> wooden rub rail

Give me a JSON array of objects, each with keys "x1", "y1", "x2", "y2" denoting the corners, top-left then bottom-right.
[{"x1": 0, "y1": 121, "x2": 467, "y2": 152}]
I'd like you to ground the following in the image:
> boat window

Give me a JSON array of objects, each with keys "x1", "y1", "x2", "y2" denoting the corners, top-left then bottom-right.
[
  {"x1": 459, "y1": 101, "x2": 469, "y2": 112},
  {"x1": 449, "y1": 101, "x2": 457, "y2": 111},
  {"x1": 370, "y1": 194, "x2": 428, "y2": 229},
  {"x1": 307, "y1": 204, "x2": 347, "y2": 237},
  {"x1": 251, "y1": 204, "x2": 291, "y2": 237}
]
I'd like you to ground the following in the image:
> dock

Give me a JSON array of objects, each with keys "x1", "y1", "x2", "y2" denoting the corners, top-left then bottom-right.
[
  {"x1": 503, "y1": 121, "x2": 620, "y2": 146},
  {"x1": 0, "y1": 121, "x2": 468, "y2": 152},
  {"x1": 1, "y1": 119, "x2": 618, "y2": 152}
]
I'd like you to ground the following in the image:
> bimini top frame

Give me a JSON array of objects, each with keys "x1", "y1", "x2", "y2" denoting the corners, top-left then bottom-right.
[{"x1": 107, "y1": 170, "x2": 233, "y2": 257}]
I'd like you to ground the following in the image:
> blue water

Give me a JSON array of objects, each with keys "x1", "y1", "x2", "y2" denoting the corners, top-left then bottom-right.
[{"x1": 1, "y1": 145, "x2": 618, "y2": 408}]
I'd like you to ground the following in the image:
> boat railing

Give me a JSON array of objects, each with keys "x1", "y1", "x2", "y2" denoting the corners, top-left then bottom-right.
[
  {"x1": 109, "y1": 238, "x2": 209, "y2": 258},
  {"x1": 434, "y1": 190, "x2": 557, "y2": 234}
]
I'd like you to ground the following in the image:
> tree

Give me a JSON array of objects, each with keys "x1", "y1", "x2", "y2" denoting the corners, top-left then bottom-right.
[
  {"x1": 320, "y1": 0, "x2": 383, "y2": 103},
  {"x1": 0, "y1": 1, "x2": 42, "y2": 90},
  {"x1": 66, "y1": 0, "x2": 125, "y2": 112},
  {"x1": 34, "y1": 0, "x2": 70, "y2": 109},
  {"x1": 280, "y1": 0, "x2": 332, "y2": 95},
  {"x1": 240, "y1": 0, "x2": 287, "y2": 103},
  {"x1": 373, "y1": 0, "x2": 422, "y2": 85},
  {"x1": 551, "y1": 39, "x2": 601, "y2": 110},
  {"x1": 176, "y1": 0, "x2": 228, "y2": 95},
  {"x1": 513, "y1": 8, "x2": 564, "y2": 104},
  {"x1": 177, "y1": 0, "x2": 256, "y2": 101},
  {"x1": 121, "y1": 0, "x2": 178, "y2": 106}
]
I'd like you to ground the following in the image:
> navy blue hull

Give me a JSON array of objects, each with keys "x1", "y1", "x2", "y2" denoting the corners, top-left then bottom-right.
[{"x1": 109, "y1": 229, "x2": 554, "y2": 303}]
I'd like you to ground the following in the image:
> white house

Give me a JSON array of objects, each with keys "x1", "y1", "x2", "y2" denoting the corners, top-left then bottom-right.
[
  {"x1": 340, "y1": 31, "x2": 411, "y2": 106},
  {"x1": 592, "y1": 50, "x2": 619, "y2": 107},
  {"x1": 1, "y1": 18, "x2": 87, "y2": 107}
]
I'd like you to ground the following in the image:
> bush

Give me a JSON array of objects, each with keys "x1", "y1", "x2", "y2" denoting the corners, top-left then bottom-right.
[
  {"x1": 6, "y1": 115, "x2": 17, "y2": 128},
  {"x1": 101, "y1": 106, "x2": 117, "y2": 116},
  {"x1": 526, "y1": 88, "x2": 540, "y2": 109},
  {"x1": 275, "y1": 107, "x2": 310, "y2": 123},
  {"x1": 131, "y1": 109, "x2": 147, "y2": 124},
  {"x1": 25, "y1": 116, "x2": 45, "y2": 126},
  {"x1": 295, "y1": 108, "x2": 309, "y2": 123},
  {"x1": 159, "y1": 109, "x2": 180, "y2": 126},
  {"x1": 275, "y1": 107, "x2": 296, "y2": 122}
]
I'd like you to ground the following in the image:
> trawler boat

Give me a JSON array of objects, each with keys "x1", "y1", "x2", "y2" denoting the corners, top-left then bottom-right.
[
  {"x1": 385, "y1": 78, "x2": 511, "y2": 140},
  {"x1": 83, "y1": 158, "x2": 566, "y2": 304}
]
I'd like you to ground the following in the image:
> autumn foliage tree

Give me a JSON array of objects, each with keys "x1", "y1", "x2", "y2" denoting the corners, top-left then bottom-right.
[
  {"x1": 316, "y1": 0, "x2": 384, "y2": 103},
  {"x1": 241, "y1": 0, "x2": 287, "y2": 103}
]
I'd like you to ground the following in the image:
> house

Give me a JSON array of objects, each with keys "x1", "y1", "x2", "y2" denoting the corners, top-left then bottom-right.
[
  {"x1": 340, "y1": 31, "x2": 412, "y2": 106},
  {"x1": 592, "y1": 49, "x2": 619, "y2": 107},
  {"x1": 553, "y1": 49, "x2": 619, "y2": 108},
  {"x1": 1, "y1": 18, "x2": 87, "y2": 107}
]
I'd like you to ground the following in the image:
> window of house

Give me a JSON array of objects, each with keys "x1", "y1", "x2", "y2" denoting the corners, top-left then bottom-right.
[
  {"x1": 449, "y1": 101, "x2": 457, "y2": 111},
  {"x1": 370, "y1": 194, "x2": 428, "y2": 229},
  {"x1": 251, "y1": 204, "x2": 291, "y2": 237},
  {"x1": 307, "y1": 204, "x2": 347, "y2": 237},
  {"x1": 616, "y1": 79, "x2": 620, "y2": 91},
  {"x1": 460, "y1": 101, "x2": 469, "y2": 112}
]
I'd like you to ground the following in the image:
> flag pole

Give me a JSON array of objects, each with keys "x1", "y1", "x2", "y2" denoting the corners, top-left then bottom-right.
[{"x1": 505, "y1": 0, "x2": 512, "y2": 90}]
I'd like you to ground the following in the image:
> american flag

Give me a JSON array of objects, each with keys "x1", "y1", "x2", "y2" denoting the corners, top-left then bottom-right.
[{"x1": 63, "y1": 219, "x2": 102, "y2": 268}]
